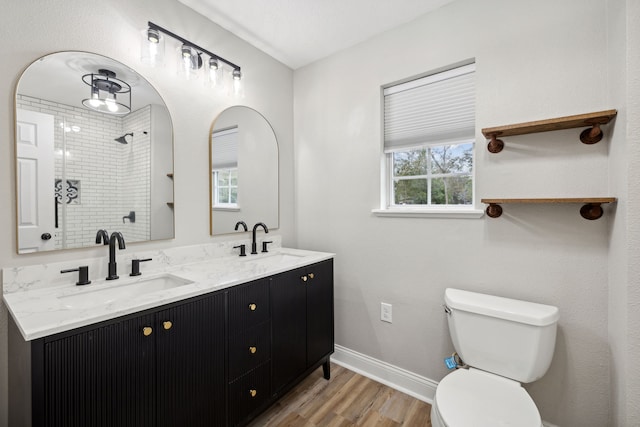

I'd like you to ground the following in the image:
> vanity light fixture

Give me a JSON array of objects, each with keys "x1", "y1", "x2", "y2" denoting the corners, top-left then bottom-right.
[
  {"x1": 147, "y1": 27, "x2": 160, "y2": 44},
  {"x1": 179, "y1": 44, "x2": 203, "y2": 79},
  {"x1": 232, "y1": 68, "x2": 243, "y2": 96},
  {"x1": 81, "y1": 69, "x2": 131, "y2": 115},
  {"x1": 142, "y1": 27, "x2": 165, "y2": 66},
  {"x1": 143, "y1": 21, "x2": 242, "y2": 88},
  {"x1": 208, "y1": 57, "x2": 220, "y2": 86}
]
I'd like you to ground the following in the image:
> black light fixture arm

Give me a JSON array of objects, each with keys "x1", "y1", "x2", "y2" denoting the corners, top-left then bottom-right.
[{"x1": 148, "y1": 21, "x2": 241, "y2": 73}]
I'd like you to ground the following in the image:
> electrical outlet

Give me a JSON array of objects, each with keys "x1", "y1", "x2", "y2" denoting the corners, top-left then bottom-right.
[{"x1": 381, "y1": 302, "x2": 392, "y2": 323}]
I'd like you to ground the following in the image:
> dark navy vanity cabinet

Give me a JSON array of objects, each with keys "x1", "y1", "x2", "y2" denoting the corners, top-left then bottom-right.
[{"x1": 12, "y1": 258, "x2": 333, "y2": 427}]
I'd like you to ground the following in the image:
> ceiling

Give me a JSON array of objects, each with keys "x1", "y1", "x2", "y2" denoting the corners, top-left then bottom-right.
[{"x1": 177, "y1": 0, "x2": 456, "y2": 69}]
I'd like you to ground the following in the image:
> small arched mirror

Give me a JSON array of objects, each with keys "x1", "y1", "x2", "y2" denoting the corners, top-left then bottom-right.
[
  {"x1": 15, "y1": 51, "x2": 174, "y2": 253},
  {"x1": 210, "y1": 106, "x2": 279, "y2": 235}
]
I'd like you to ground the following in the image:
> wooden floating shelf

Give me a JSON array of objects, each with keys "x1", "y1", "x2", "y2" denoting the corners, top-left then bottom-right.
[
  {"x1": 482, "y1": 109, "x2": 617, "y2": 153},
  {"x1": 481, "y1": 197, "x2": 617, "y2": 220}
]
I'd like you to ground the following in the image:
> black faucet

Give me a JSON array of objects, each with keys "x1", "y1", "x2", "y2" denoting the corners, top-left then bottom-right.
[
  {"x1": 251, "y1": 223, "x2": 269, "y2": 254},
  {"x1": 235, "y1": 221, "x2": 248, "y2": 231},
  {"x1": 106, "y1": 232, "x2": 126, "y2": 280},
  {"x1": 95, "y1": 229, "x2": 109, "y2": 245}
]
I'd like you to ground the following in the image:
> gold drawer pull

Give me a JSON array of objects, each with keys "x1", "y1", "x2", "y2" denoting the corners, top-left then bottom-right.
[
  {"x1": 301, "y1": 275, "x2": 308, "y2": 282},
  {"x1": 163, "y1": 321, "x2": 172, "y2": 330},
  {"x1": 249, "y1": 303, "x2": 257, "y2": 311},
  {"x1": 249, "y1": 346, "x2": 257, "y2": 354},
  {"x1": 309, "y1": 273, "x2": 315, "y2": 279},
  {"x1": 143, "y1": 327, "x2": 153, "y2": 336},
  {"x1": 249, "y1": 389, "x2": 257, "y2": 398}
]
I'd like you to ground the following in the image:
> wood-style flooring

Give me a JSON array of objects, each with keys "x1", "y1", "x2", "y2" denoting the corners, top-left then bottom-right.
[{"x1": 248, "y1": 364, "x2": 433, "y2": 426}]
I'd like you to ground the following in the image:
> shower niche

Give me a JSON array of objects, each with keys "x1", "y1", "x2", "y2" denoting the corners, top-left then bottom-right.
[{"x1": 15, "y1": 51, "x2": 174, "y2": 253}]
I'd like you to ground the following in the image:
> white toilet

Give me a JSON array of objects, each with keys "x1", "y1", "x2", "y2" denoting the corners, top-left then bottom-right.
[{"x1": 431, "y1": 288, "x2": 559, "y2": 427}]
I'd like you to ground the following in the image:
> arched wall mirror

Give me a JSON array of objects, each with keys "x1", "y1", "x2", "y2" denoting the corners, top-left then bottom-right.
[
  {"x1": 210, "y1": 106, "x2": 279, "y2": 235},
  {"x1": 15, "y1": 51, "x2": 174, "y2": 254}
]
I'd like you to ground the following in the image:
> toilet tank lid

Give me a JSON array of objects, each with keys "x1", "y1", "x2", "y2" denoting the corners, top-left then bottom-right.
[{"x1": 445, "y1": 288, "x2": 559, "y2": 326}]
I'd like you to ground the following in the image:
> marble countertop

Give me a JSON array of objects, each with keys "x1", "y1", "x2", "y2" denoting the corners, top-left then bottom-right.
[{"x1": 3, "y1": 246, "x2": 334, "y2": 341}]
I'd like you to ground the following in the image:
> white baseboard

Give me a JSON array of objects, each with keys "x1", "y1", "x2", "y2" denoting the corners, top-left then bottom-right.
[
  {"x1": 330, "y1": 345, "x2": 559, "y2": 427},
  {"x1": 330, "y1": 344, "x2": 438, "y2": 404}
]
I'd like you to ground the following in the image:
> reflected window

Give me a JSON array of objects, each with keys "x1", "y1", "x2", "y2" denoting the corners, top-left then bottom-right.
[
  {"x1": 212, "y1": 127, "x2": 239, "y2": 208},
  {"x1": 213, "y1": 168, "x2": 238, "y2": 206}
]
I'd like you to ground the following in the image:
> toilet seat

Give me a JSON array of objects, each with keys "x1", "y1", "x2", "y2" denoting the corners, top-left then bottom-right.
[{"x1": 433, "y1": 368, "x2": 542, "y2": 427}]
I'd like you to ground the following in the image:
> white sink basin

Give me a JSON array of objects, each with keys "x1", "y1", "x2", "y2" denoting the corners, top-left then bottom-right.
[
  {"x1": 58, "y1": 273, "x2": 193, "y2": 309},
  {"x1": 243, "y1": 252, "x2": 305, "y2": 267}
]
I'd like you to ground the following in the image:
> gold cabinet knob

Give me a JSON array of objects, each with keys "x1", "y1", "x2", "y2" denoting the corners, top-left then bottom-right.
[
  {"x1": 301, "y1": 275, "x2": 308, "y2": 282},
  {"x1": 249, "y1": 346, "x2": 257, "y2": 354},
  {"x1": 249, "y1": 303, "x2": 257, "y2": 311},
  {"x1": 249, "y1": 389, "x2": 257, "y2": 398},
  {"x1": 163, "y1": 321, "x2": 172, "y2": 330},
  {"x1": 309, "y1": 273, "x2": 315, "y2": 279},
  {"x1": 143, "y1": 326, "x2": 153, "y2": 336}
]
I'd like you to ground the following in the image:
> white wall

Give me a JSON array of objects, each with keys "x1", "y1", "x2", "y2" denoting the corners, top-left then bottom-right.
[
  {"x1": 621, "y1": 0, "x2": 640, "y2": 423},
  {"x1": 0, "y1": 1, "x2": 293, "y2": 425},
  {"x1": 294, "y1": 0, "x2": 619, "y2": 425},
  {"x1": 607, "y1": 0, "x2": 628, "y2": 424}
]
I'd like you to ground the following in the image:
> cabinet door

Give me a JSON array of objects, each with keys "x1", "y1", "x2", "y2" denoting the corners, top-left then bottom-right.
[
  {"x1": 42, "y1": 313, "x2": 156, "y2": 427},
  {"x1": 155, "y1": 292, "x2": 226, "y2": 427},
  {"x1": 306, "y1": 259, "x2": 334, "y2": 366},
  {"x1": 271, "y1": 268, "x2": 307, "y2": 393}
]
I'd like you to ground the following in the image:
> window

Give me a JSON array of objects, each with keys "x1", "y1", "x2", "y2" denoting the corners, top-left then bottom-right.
[
  {"x1": 392, "y1": 143, "x2": 473, "y2": 206},
  {"x1": 376, "y1": 63, "x2": 481, "y2": 217},
  {"x1": 212, "y1": 127, "x2": 239, "y2": 209}
]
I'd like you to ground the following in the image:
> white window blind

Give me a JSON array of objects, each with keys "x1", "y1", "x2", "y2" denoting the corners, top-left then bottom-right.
[
  {"x1": 383, "y1": 63, "x2": 476, "y2": 153},
  {"x1": 211, "y1": 127, "x2": 238, "y2": 169}
]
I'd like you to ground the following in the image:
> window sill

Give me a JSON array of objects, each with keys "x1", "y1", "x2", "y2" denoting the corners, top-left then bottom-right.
[
  {"x1": 371, "y1": 207, "x2": 485, "y2": 219},
  {"x1": 212, "y1": 205, "x2": 240, "y2": 212}
]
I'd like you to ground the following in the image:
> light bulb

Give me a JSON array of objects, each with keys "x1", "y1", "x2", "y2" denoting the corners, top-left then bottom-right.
[
  {"x1": 88, "y1": 87, "x2": 102, "y2": 107},
  {"x1": 105, "y1": 95, "x2": 118, "y2": 112}
]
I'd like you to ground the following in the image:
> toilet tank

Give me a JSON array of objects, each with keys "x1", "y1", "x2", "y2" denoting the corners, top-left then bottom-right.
[{"x1": 444, "y1": 288, "x2": 559, "y2": 383}]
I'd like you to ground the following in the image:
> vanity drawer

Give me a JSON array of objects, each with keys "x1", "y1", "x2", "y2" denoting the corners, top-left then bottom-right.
[
  {"x1": 228, "y1": 362, "x2": 271, "y2": 427},
  {"x1": 228, "y1": 278, "x2": 270, "y2": 330},
  {"x1": 229, "y1": 321, "x2": 271, "y2": 381}
]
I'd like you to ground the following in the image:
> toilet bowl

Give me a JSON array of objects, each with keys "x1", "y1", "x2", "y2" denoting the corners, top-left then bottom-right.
[
  {"x1": 430, "y1": 368, "x2": 542, "y2": 427},
  {"x1": 431, "y1": 288, "x2": 559, "y2": 427}
]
